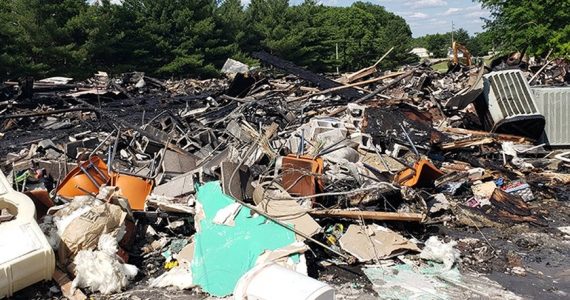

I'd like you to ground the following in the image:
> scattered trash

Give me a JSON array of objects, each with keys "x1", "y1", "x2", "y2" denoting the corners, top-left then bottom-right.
[
  {"x1": 338, "y1": 224, "x2": 420, "y2": 262},
  {"x1": 1, "y1": 50, "x2": 568, "y2": 299},
  {"x1": 71, "y1": 234, "x2": 138, "y2": 294},
  {"x1": 420, "y1": 236, "x2": 461, "y2": 270},
  {"x1": 233, "y1": 263, "x2": 335, "y2": 300}
]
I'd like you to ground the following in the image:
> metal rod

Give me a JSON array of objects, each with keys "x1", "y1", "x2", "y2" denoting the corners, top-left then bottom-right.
[
  {"x1": 88, "y1": 162, "x2": 109, "y2": 182},
  {"x1": 90, "y1": 129, "x2": 116, "y2": 158},
  {"x1": 399, "y1": 124, "x2": 419, "y2": 158},
  {"x1": 228, "y1": 194, "x2": 350, "y2": 260},
  {"x1": 75, "y1": 185, "x2": 97, "y2": 197},
  {"x1": 78, "y1": 165, "x2": 101, "y2": 188}
]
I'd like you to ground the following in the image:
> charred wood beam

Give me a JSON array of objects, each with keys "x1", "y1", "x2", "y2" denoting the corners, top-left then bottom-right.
[{"x1": 252, "y1": 51, "x2": 362, "y2": 99}]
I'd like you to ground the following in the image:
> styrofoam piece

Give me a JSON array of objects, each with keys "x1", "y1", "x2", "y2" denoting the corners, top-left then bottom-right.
[
  {"x1": 234, "y1": 263, "x2": 335, "y2": 300},
  {"x1": 0, "y1": 171, "x2": 55, "y2": 298}
]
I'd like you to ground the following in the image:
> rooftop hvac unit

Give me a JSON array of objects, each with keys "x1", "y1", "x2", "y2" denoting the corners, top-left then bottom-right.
[
  {"x1": 474, "y1": 70, "x2": 545, "y2": 140},
  {"x1": 531, "y1": 87, "x2": 570, "y2": 146}
]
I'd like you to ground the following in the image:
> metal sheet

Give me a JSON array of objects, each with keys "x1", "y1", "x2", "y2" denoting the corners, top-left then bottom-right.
[
  {"x1": 531, "y1": 87, "x2": 570, "y2": 146},
  {"x1": 479, "y1": 70, "x2": 545, "y2": 139}
]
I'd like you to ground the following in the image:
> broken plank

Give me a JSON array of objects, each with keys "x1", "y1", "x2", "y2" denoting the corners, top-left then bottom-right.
[
  {"x1": 309, "y1": 209, "x2": 425, "y2": 222},
  {"x1": 439, "y1": 136, "x2": 496, "y2": 150},
  {"x1": 340, "y1": 47, "x2": 395, "y2": 84}
]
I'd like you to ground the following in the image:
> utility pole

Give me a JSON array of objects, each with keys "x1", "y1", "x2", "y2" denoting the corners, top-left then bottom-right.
[
  {"x1": 451, "y1": 20, "x2": 455, "y2": 44},
  {"x1": 335, "y1": 43, "x2": 339, "y2": 74}
]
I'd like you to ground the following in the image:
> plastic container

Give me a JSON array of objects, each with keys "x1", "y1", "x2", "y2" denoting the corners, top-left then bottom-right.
[
  {"x1": 233, "y1": 263, "x2": 335, "y2": 300},
  {"x1": 0, "y1": 171, "x2": 55, "y2": 298}
]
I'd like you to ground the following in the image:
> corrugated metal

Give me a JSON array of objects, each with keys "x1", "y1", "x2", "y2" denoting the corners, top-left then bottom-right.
[
  {"x1": 480, "y1": 70, "x2": 545, "y2": 139},
  {"x1": 531, "y1": 87, "x2": 570, "y2": 146}
]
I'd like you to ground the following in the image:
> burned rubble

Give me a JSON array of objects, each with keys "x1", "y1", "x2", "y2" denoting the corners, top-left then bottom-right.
[{"x1": 1, "y1": 52, "x2": 569, "y2": 300}]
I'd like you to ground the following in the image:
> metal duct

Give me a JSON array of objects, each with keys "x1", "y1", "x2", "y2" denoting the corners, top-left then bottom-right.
[
  {"x1": 475, "y1": 70, "x2": 545, "y2": 140},
  {"x1": 531, "y1": 87, "x2": 570, "y2": 146}
]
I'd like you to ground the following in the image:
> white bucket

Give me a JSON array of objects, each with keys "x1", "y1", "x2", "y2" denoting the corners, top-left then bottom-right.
[{"x1": 234, "y1": 263, "x2": 335, "y2": 300}]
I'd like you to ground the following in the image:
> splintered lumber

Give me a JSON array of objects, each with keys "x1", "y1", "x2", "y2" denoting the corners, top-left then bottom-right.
[
  {"x1": 442, "y1": 127, "x2": 533, "y2": 143},
  {"x1": 439, "y1": 136, "x2": 496, "y2": 150},
  {"x1": 252, "y1": 51, "x2": 362, "y2": 99},
  {"x1": 309, "y1": 209, "x2": 425, "y2": 222},
  {"x1": 290, "y1": 71, "x2": 405, "y2": 102},
  {"x1": 340, "y1": 46, "x2": 395, "y2": 83},
  {"x1": 327, "y1": 70, "x2": 414, "y2": 117}
]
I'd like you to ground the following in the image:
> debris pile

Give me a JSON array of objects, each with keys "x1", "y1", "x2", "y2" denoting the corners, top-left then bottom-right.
[{"x1": 1, "y1": 52, "x2": 569, "y2": 299}]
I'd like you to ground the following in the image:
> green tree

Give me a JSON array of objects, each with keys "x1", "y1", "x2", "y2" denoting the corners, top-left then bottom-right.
[
  {"x1": 123, "y1": 0, "x2": 220, "y2": 77},
  {"x1": 2, "y1": 0, "x2": 89, "y2": 78},
  {"x1": 215, "y1": 0, "x2": 251, "y2": 64},
  {"x1": 467, "y1": 31, "x2": 495, "y2": 57},
  {"x1": 413, "y1": 28, "x2": 475, "y2": 58},
  {"x1": 75, "y1": 0, "x2": 151, "y2": 74},
  {"x1": 414, "y1": 33, "x2": 450, "y2": 58},
  {"x1": 477, "y1": 0, "x2": 570, "y2": 56}
]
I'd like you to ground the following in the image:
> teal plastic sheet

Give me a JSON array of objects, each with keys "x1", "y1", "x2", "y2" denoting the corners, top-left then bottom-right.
[{"x1": 191, "y1": 181, "x2": 296, "y2": 296}]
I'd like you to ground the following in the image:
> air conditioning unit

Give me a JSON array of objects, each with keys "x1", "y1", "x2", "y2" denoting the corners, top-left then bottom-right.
[
  {"x1": 531, "y1": 87, "x2": 570, "y2": 146},
  {"x1": 474, "y1": 70, "x2": 545, "y2": 140}
]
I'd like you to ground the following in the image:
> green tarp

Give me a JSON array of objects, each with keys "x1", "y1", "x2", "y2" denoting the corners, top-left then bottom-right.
[{"x1": 191, "y1": 181, "x2": 296, "y2": 296}]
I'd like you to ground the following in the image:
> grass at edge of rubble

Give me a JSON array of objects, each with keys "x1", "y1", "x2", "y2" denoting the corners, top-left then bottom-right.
[{"x1": 432, "y1": 58, "x2": 493, "y2": 73}]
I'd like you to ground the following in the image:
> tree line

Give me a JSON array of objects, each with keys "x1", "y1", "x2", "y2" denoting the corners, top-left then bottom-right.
[
  {"x1": 1, "y1": 0, "x2": 566, "y2": 81},
  {"x1": 0, "y1": 0, "x2": 417, "y2": 80},
  {"x1": 478, "y1": 0, "x2": 569, "y2": 57}
]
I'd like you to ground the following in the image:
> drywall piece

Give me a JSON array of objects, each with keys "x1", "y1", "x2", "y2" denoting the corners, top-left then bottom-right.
[
  {"x1": 471, "y1": 181, "x2": 497, "y2": 200},
  {"x1": 161, "y1": 150, "x2": 198, "y2": 175},
  {"x1": 152, "y1": 169, "x2": 198, "y2": 197},
  {"x1": 338, "y1": 224, "x2": 419, "y2": 262},
  {"x1": 256, "y1": 195, "x2": 321, "y2": 241},
  {"x1": 191, "y1": 181, "x2": 296, "y2": 297}
]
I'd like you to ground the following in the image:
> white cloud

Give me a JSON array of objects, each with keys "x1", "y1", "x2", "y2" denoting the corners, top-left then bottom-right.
[
  {"x1": 466, "y1": 10, "x2": 490, "y2": 18},
  {"x1": 405, "y1": 0, "x2": 448, "y2": 9},
  {"x1": 409, "y1": 12, "x2": 429, "y2": 19},
  {"x1": 426, "y1": 18, "x2": 448, "y2": 26},
  {"x1": 398, "y1": 11, "x2": 430, "y2": 19},
  {"x1": 442, "y1": 7, "x2": 462, "y2": 16}
]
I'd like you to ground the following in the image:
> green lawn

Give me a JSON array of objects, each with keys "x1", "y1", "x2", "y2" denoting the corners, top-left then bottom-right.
[{"x1": 430, "y1": 58, "x2": 493, "y2": 73}]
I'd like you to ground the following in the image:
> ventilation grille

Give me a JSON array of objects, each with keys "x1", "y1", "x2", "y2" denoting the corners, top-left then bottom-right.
[
  {"x1": 487, "y1": 70, "x2": 540, "y2": 116},
  {"x1": 532, "y1": 87, "x2": 570, "y2": 146},
  {"x1": 480, "y1": 70, "x2": 545, "y2": 139}
]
